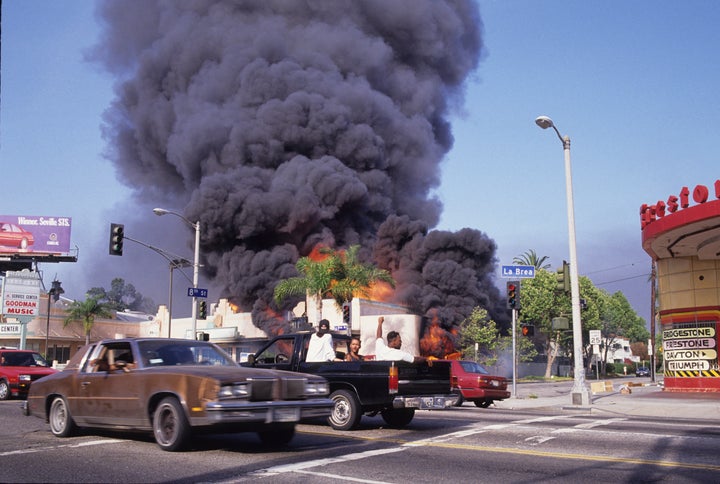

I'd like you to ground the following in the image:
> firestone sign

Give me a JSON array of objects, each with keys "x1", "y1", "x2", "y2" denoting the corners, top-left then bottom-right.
[
  {"x1": 639, "y1": 179, "x2": 720, "y2": 229},
  {"x1": 1, "y1": 270, "x2": 41, "y2": 317}
]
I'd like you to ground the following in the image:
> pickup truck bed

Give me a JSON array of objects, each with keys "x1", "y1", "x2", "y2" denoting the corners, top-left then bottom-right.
[{"x1": 243, "y1": 332, "x2": 457, "y2": 430}]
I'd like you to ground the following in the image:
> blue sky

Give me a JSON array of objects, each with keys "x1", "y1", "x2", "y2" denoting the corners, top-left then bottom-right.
[{"x1": 2, "y1": 1, "x2": 719, "y2": 324}]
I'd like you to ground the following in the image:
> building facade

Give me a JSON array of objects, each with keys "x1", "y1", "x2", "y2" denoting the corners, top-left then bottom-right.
[{"x1": 641, "y1": 179, "x2": 720, "y2": 392}]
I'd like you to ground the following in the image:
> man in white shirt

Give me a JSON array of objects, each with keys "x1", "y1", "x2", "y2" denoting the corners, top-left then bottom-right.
[
  {"x1": 375, "y1": 316, "x2": 427, "y2": 363},
  {"x1": 306, "y1": 319, "x2": 336, "y2": 362}
]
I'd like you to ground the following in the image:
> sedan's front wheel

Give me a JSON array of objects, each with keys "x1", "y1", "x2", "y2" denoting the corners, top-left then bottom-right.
[
  {"x1": 49, "y1": 397, "x2": 77, "y2": 437},
  {"x1": 0, "y1": 380, "x2": 9, "y2": 401},
  {"x1": 153, "y1": 397, "x2": 191, "y2": 451}
]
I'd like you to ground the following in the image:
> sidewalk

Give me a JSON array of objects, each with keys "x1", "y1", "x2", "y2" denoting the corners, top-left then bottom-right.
[{"x1": 493, "y1": 382, "x2": 720, "y2": 422}]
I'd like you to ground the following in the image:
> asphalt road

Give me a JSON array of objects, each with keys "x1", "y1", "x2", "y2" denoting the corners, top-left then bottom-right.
[{"x1": 3, "y1": 385, "x2": 719, "y2": 483}]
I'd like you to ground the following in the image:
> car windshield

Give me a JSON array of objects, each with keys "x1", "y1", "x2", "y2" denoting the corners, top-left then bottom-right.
[
  {"x1": 138, "y1": 340, "x2": 236, "y2": 367},
  {"x1": 1, "y1": 352, "x2": 50, "y2": 367},
  {"x1": 458, "y1": 361, "x2": 490, "y2": 375}
]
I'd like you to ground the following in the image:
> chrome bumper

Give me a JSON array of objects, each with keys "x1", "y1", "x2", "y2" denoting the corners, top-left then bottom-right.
[{"x1": 203, "y1": 398, "x2": 334, "y2": 424}]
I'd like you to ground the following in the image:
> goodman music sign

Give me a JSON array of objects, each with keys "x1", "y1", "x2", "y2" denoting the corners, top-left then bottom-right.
[{"x1": 1, "y1": 270, "x2": 41, "y2": 318}]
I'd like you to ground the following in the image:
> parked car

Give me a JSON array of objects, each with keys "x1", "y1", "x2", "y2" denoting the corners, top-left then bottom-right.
[
  {"x1": 444, "y1": 359, "x2": 510, "y2": 408},
  {"x1": 635, "y1": 367, "x2": 650, "y2": 377},
  {"x1": 0, "y1": 223, "x2": 34, "y2": 250},
  {"x1": 24, "y1": 338, "x2": 334, "y2": 451},
  {"x1": 0, "y1": 348, "x2": 57, "y2": 400}
]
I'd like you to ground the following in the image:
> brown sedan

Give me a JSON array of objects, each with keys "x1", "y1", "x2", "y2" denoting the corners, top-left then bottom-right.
[{"x1": 23, "y1": 338, "x2": 333, "y2": 451}]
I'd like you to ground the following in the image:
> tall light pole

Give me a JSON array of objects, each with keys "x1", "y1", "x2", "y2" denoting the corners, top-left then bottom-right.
[
  {"x1": 168, "y1": 258, "x2": 192, "y2": 338},
  {"x1": 535, "y1": 115, "x2": 590, "y2": 406},
  {"x1": 45, "y1": 280, "x2": 64, "y2": 360},
  {"x1": 153, "y1": 208, "x2": 201, "y2": 339}
]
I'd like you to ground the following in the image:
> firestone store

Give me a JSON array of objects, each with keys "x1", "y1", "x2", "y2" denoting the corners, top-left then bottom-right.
[{"x1": 641, "y1": 179, "x2": 720, "y2": 392}]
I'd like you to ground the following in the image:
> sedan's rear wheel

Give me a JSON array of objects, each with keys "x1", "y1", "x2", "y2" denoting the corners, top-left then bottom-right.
[
  {"x1": 153, "y1": 397, "x2": 191, "y2": 451},
  {"x1": 474, "y1": 399, "x2": 492, "y2": 408},
  {"x1": 0, "y1": 380, "x2": 9, "y2": 401},
  {"x1": 49, "y1": 397, "x2": 77, "y2": 437}
]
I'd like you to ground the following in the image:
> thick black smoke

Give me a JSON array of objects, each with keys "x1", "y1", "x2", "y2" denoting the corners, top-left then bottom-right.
[{"x1": 92, "y1": 0, "x2": 504, "y2": 340}]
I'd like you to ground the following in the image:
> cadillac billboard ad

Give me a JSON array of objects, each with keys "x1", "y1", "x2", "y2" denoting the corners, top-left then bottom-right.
[{"x1": 0, "y1": 216, "x2": 72, "y2": 255}]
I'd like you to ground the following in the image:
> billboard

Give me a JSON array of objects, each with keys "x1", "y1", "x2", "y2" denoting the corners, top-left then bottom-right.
[{"x1": 0, "y1": 215, "x2": 72, "y2": 255}]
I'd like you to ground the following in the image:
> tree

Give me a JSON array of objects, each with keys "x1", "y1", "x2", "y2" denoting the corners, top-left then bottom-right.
[
  {"x1": 64, "y1": 296, "x2": 115, "y2": 345},
  {"x1": 457, "y1": 307, "x2": 502, "y2": 365},
  {"x1": 327, "y1": 245, "x2": 395, "y2": 307},
  {"x1": 513, "y1": 249, "x2": 551, "y2": 270},
  {"x1": 274, "y1": 245, "x2": 394, "y2": 322},
  {"x1": 457, "y1": 307, "x2": 536, "y2": 373},
  {"x1": 87, "y1": 278, "x2": 156, "y2": 314}
]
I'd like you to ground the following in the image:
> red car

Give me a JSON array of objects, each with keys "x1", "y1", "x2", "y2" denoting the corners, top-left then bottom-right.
[
  {"x1": 445, "y1": 359, "x2": 510, "y2": 408},
  {"x1": 0, "y1": 223, "x2": 34, "y2": 250},
  {"x1": 0, "y1": 349, "x2": 57, "y2": 400}
]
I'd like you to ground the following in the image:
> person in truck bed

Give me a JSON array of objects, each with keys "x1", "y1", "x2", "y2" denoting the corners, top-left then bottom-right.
[
  {"x1": 345, "y1": 337, "x2": 364, "y2": 361},
  {"x1": 375, "y1": 317, "x2": 428, "y2": 364},
  {"x1": 306, "y1": 319, "x2": 336, "y2": 362}
]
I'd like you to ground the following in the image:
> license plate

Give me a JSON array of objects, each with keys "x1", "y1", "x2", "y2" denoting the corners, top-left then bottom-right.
[
  {"x1": 491, "y1": 380, "x2": 499, "y2": 387},
  {"x1": 273, "y1": 407, "x2": 300, "y2": 422},
  {"x1": 421, "y1": 397, "x2": 444, "y2": 409}
]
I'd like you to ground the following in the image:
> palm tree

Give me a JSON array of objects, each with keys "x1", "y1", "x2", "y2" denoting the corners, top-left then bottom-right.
[
  {"x1": 274, "y1": 245, "x2": 395, "y2": 322},
  {"x1": 513, "y1": 249, "x2": 551, "y2": 270},
  {"x1": 64, "y1": 296, "x2": 114, "y2": 345},
  {"x1": 328, "y1": 245, "x2": 395, "y2": 307}
]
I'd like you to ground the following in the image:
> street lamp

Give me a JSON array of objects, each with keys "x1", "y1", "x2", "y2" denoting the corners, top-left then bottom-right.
[
  {"x1": 153, "y1": 208, "x2": 201, "y2": 339},
  {"x1": 535, "y1": 115, "x2": 590, "y2": 406},
  {"x1": 45, "y1": 280, "x2": 64, "y2": 360},
  {"x1": 167, "y1": 258, "x2": 192, "y2": 338}
]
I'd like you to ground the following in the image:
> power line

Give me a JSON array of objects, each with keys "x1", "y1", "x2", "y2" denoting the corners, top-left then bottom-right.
[
  {"x1": 594, "y1": 273, "x2": 651, "y2": 286},
  {"x1": 585, "y1": 261, "x2": 648, "y2": 276}
]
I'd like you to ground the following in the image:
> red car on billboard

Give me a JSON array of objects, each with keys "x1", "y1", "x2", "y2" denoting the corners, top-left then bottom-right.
[{"x1": 0, "y1": 223, "x2": 34, "y2": 251}]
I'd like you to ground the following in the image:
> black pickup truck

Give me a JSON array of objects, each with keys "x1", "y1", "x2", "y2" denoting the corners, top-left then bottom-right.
[{"x1": 242, "y1": 332, "x2": 457, "y2": 430}]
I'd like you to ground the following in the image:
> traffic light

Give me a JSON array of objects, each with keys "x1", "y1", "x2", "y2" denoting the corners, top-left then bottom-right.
[
  {"x1": 198, "y1": 300, "x2": 207, "y2": 319},
  {"x1": 521, "y1": 324, "x2": 535, "y2": 337},
  {"x1": 109, "y1": 223, "x2": 124, "y2": 256},
  {"x1": 556, "y1": 260, "x2": 570, "y2": 293},
  {"x1": 342, "y1": 302, "x2": 350, "y2": 324},
  {"x1": 506, "y1": 281, "x2": 520, "y2": 310}
]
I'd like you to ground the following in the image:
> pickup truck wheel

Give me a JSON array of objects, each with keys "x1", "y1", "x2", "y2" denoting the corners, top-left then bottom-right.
[
  {"x1": 153, "y1": 396, "x2": 191, "y2": 451},
  {"x1": 258, "y1": 424, "x2": 295, "y2": 446},
  {"x1": 49, "y1": 396, "x2": 78, "y2": 437},
  {"x1": 328, "y1": 389, "x2": 361, "y2": 431},
  {"x1": 474, "y1": 400, "x2": 492, "y2": 408},
  {"x1": 381, "y1": 408, "x2": 415, "y2": 428},
  {"x1": 0, "y1": 380, "x2": 9, "y2": 400}
]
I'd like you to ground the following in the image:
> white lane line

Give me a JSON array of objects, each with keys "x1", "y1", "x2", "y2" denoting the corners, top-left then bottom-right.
[
  {"x1": 573, "y1": 417, "x2": 628, "y2": 429},
  {"x1": 0, "y1": 438, "x2": 123, "y2": 457},
  {"x1": 293, "y1": 469, "x2": 394, "y2": 483},
  {"x1": 247, "y1": 447, "x2": 406, "y2": 479}
]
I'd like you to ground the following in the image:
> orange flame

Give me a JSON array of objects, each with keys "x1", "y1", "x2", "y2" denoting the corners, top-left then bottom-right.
[
  {"x1": 362, "y1": 281, "x2": 395, "y2": 302},
  {"x1": 307, "y1": 244, "x2": 331, "y2": 262},
  {"x1": 419, "y1": 310, "x2": 458, "y2": 358}
]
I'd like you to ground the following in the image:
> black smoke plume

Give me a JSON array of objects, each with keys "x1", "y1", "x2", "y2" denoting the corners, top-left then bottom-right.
[{"x1": 91, "y1": 0, "x2": 505, "y2": 344}]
